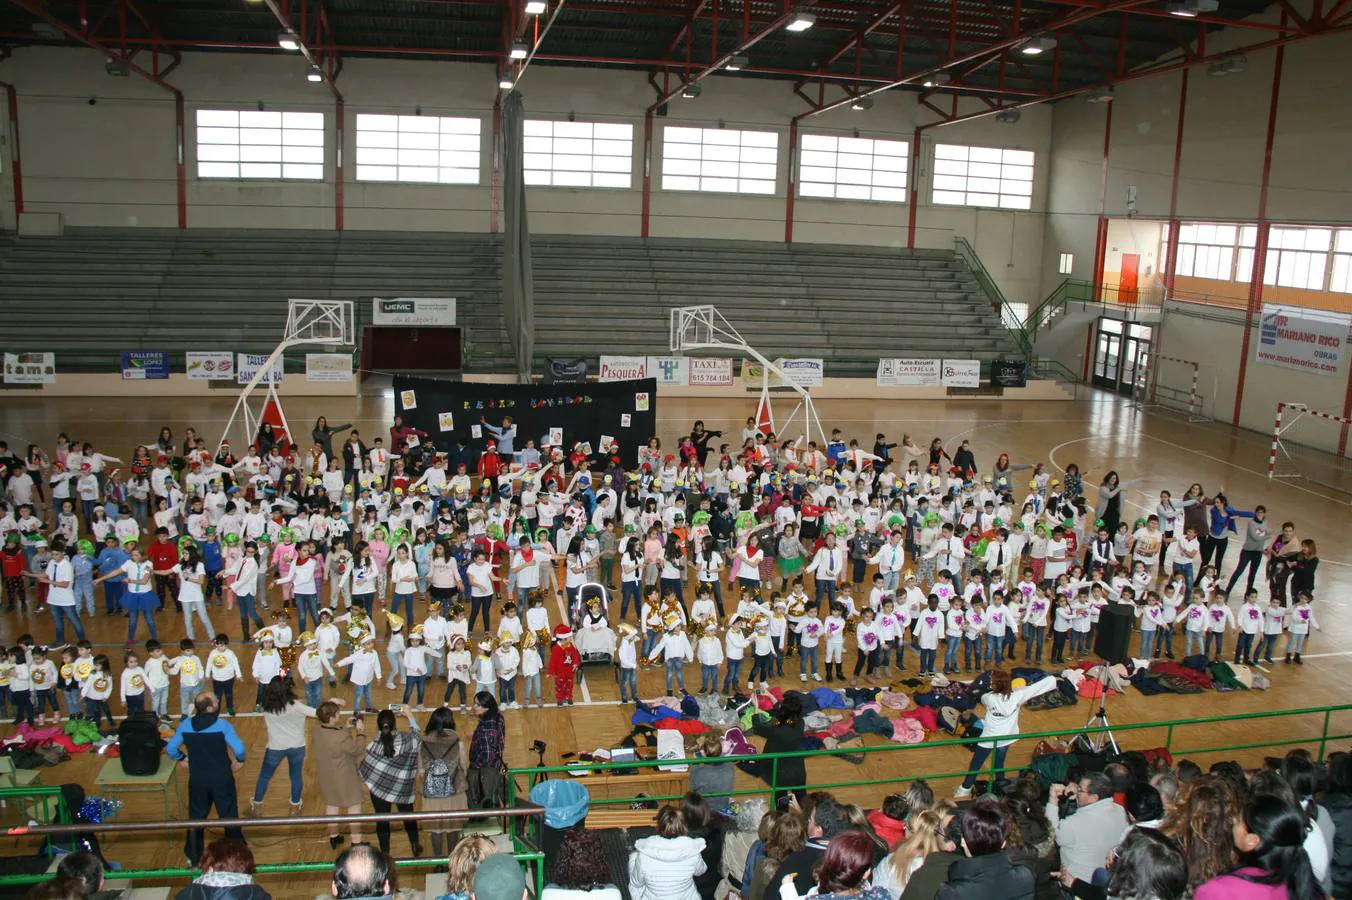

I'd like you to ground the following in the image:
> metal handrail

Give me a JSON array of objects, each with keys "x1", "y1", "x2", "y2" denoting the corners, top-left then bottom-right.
[
  {"x1": 953, "y1": 236, "x2": 1031, "y2": 359},
  {"x1": 505, "y1": 702, "x2": 1352, "y2": 812},
  {"x1": 0, "y1": 805, "x2": 548, "y2": 890}
]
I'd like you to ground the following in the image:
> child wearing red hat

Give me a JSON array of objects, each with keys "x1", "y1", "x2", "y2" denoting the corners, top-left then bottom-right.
[{"x1": 547, "y1": 624, "x2": 581, "y2": 706}]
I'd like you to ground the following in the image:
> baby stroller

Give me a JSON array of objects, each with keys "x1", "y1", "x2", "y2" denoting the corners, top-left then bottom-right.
[{"x1": 572, "y1": 582, "x2": 617, "y2": 665}]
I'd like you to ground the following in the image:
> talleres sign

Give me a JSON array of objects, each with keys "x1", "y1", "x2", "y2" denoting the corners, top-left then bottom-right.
[{"x1": 372, "y1": 297, "x2": 457, "y2": 327}]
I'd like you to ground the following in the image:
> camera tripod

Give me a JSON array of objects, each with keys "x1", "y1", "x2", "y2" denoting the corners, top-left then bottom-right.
[{"x1": 1082, "y1": 665, "x2": 1120, "y2": 755}]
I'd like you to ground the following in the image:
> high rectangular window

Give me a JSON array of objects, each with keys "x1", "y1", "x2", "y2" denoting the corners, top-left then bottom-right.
[
  {"x1": 523, "y1": 120, "x2": 634, "y2": 188},
  {"x1": 1332, "y1": 229, "x2": 1352, "y2": 295},
  {"x1": 661, "y1": 126, "x2": 778, "y2": 195},
  {"x1": 354, "y1": 114, "x2": 481, "y2": 184},
  {"x1": 1176, "y1": 222, "x2": 1237, "y2": 280},
  {"x1": 797, "y1": 133, "x2": 907, "y2": 202},
  {"x1": 931, "y1": 144, "x2": 1034, "y2": 210},
  {"x1": 1058, "y1": 252, "x2": 1074, "y2": 275},
  {"x1": 196, "y1": 109, "x2": 325, "y2": 180}
]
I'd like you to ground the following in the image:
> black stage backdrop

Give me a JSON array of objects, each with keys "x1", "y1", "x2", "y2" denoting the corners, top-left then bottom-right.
[{"x1": 391, "y1": 375, "x2": 658, "y2": 461}]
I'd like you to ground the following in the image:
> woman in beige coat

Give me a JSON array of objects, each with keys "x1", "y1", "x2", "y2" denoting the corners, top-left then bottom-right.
[{"x1": 312, "y1": 700, "x2": 367, "y2": 848}]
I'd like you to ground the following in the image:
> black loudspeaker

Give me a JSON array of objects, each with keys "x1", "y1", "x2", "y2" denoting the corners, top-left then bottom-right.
[{"x1": 1093, "y1": 603, "x2": 1135, "y2": 664}]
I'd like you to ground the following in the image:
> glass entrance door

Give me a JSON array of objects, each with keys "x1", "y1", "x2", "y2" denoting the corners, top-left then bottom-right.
[{"x1": 1092, "y1": 319, "x2": 1153, "y2": 395}]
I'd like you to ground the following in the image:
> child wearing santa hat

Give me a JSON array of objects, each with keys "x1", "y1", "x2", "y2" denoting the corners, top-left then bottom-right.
[{"x1": 547, "y1": 624, "x2": 581, "y2": 706}]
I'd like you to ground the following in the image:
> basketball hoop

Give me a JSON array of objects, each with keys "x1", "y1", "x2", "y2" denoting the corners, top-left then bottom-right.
[
  {"x1": 669, "y1": 304, "x2": 827, "y2": 448},
  {"x1": 217, "y1": 299, "x2": 354, "y2": 455}
]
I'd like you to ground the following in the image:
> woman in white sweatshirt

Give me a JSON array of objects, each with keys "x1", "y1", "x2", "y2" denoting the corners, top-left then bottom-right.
[
  {"x1": 628, "y1": 805, "x2": 707, "y2": 900},
  {"x1": 953, "y1": 668, "x2": 1059, "y2": 799}
]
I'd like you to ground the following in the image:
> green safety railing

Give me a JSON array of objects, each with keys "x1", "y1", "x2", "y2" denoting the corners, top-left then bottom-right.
[
  {"x1": 953, "y1": 236, "x2": 1032, "y2": 360},
  {"x1": 506, "y1": 702, "x2": 1352, "y2": 811},
  {"x1": 0, "y1": 805, "x2": 547, "y2": 891}
]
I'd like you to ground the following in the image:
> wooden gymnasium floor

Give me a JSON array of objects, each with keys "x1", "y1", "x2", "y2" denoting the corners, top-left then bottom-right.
[{"x1": 1, "y1": 389, "x2": 1350, "y2": 896}]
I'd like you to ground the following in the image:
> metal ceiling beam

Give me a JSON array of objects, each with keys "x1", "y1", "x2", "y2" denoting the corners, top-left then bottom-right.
[
  {"x1": 661, "y1": 0, "x2": 709, "y2": 58},
  {"x1": 809, "y1": 1, "x2": 904, "y2": 77},
  {"x1": 260, "y1": 0, "x2": 343, "y2": 100},
  {"x1": 646, "y1": 3, "x2": 797, "y2": 110},
  {"x1": 795, "y1": 0, "x2": 1155, "y2": 120},
  {"x1": 924, "y1": 19, "x2": 1351, "y2": 129},
  {"x1": 6, "y1": 0, "x2": 186, "y2": 227}
]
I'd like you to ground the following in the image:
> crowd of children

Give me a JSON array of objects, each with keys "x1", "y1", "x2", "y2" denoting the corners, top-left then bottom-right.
[{"x1": 0, "y1": 415, "x2": 1324, "y2": 728}]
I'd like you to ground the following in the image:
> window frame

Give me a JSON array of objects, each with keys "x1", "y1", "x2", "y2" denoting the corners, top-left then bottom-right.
[
  {"x1": 352, "y1": 112, "x2": 482, "y2": 186},
  {"x1": 194, "y1": 108, "x2": 327, "y2": 182},
  {"x1": 521, "y1": 118, "x2": 636, "y2": 190},
  {"x1": 929, "y1": 142, "x2": 1035, "y2": 211},
  {"x1": 795, "y1": 132, "x2": 909, "y2": 203},
  {"x1": 659, "y1": 125, "x2": 780, "y2": 196}
]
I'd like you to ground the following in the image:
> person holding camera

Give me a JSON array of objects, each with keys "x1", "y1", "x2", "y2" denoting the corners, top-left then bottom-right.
[
  {"x1": 358, "y1": 704, "x2": 424, "y2": 857},
  {"x1": 1045, "y1": 773, "x2": 1127, "y2": 882},
  {"x1": 313, "y1": 700, "x2": 367, "y2": 850}
]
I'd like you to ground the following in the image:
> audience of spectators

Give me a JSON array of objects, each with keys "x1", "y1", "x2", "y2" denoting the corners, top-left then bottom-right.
[{"x1": 23, "y1": 748, "x2": 1352, "y2": 900}]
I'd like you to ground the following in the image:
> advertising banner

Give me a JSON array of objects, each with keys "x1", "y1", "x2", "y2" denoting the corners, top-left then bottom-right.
[
  {"x1": 941, "y1": 359, "x2": 981, "y2": 388},
  {"x1": 186, "y1": 351, "x2": 234, "y2": 380},
  {"x1": 688, "y1": 357, "x2": 734, "y2": 386},
  {"x1": 237, "y1": 353, "x2": 283, "y2": 385},
  {"x1": 876, "y1": 358, "x2": 941, "y2": 387},
  {"x1": 121, "y1": 351, "x2": 169, "y2": 380},
  {"x1": 3, "y1": 352, "x2": 55, "y2": 384},
  {"x1": 598, "y1": 356, "x2": 648, "y2": 381},
  {"x1": 372, "y1": 297, "x2": 457, "y2": 327},
  {"x1": 646, "y1": 356, "x2": 690, "y2": 386},
  {"x1": 306, "y1": 353, "x2": 354, "y2": 382},
  {"x1": 1256, "y1": 304, "x2": 1350, "y2": 377}
]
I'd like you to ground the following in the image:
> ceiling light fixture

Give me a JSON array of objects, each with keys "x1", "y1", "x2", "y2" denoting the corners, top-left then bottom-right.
[
  {"x1": 725, "y1": 54, "x2": 749, "y2": 71},
  {"x1": 499, "y1": 77, "x2": 516, "y2": 90},
  {"x1": 994, "y1": 109, "x2": 1022, "y2": 123},
  {"x1": 923, "y1": 71, "x2": 952, "y2": 88},
  {"x1": 786, "y1": 10, "x2": 816, "y2": 32},
  {"x1": 1167, "y1": 0, "x2": 1219, "y2": 15},
  {"x1": 104, "y1": 57, "x2": 130, "y2": 76},
  {"x1": 524, "y1": 0, "x2": 547, "y2": 14},
  {"x1": 306, "y1": 65, "x2": 324, "y2": 83},
  {"x1": 850, "y1": 96, "x2": 873, "y2": 111},
  {"x1": 1208, "y1": 54, "x2": 1247, "y2": 75},
  {"x1": 510, "y1": 41, "x2": 529, "y2": 60},
  {"x1": 680, "y1": 82, "x2": 702, "y2": 98},
  {"x1": 1019, "y1": 35, "x2": 1056, "y2": 55},
  {"x1": 1084, "y1": 85, "x2": 1114, "y2": 102},
  {"x1": 277, "y1": 30, "x2": 300, "y2": 51}
]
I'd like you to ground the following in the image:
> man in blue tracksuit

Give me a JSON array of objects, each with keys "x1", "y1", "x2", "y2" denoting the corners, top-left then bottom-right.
[{"x1": 167, "y1": 691, "x2": 247, "y2": 864}]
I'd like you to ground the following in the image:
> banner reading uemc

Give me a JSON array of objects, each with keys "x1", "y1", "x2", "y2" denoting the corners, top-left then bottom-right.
[{"x1": 1257, "y1": 304, "x2": 1350, "y2": 377}]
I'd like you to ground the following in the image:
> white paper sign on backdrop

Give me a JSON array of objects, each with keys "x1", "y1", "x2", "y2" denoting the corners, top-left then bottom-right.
[
  {"x1": 186, "y1": 351, "x2": 234, "y2": 380},
  {"x1": 306, "y1": 353, "x2": 354, "y2": 382},
  {"x1": 598, "y1": 356, "x2": 648, "y2": 381},
  {"x1": 876, "y1": 358, "x2": 941, "y2": 387},
  {"x1": 237, "y1": 353, "x2": 283, "y2": 385},
  {"x1": 940, "y1": 359, "x2": 981, "y2": 388},
  {"x1": 1256, "y1": 304, "x2": 1350, "y2": 377},
  {"x1": 371, "y1": 297, "x2": 457, "y2": 327}
]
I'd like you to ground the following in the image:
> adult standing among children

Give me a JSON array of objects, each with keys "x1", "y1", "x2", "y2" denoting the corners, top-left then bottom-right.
[
  {"x1": 312, "y1": 417, "x2": 353, "y2": 462},
  {"x1": 358, "y1": 704, "x2": 424, "y2": 857},
  {"x1": 167, "y1": 692, "x2": 248, "y2": 866},
  {"x1": 248, "y1": 676, "x2": 316, "y2": 818},
  {"x1": 480, "y1": 415, "x2": 517, "y2": 457},
  {"x1": 689, "y1": 422, "x2": 722, "y2": 469},
  {"x1": 420, "y1": 706, "x2": 468, "y2": 858},
  {"x1": 953, "y1": 670, "x2": 1058, "y2": 799},
  {"x1": 311, "y1": 700, "x2": 367, "y2": 850}
]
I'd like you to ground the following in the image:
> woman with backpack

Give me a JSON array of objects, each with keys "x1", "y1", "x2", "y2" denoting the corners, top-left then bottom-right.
[{"x1": 420, "y1": 707, "x2": 468, "y2": 858}]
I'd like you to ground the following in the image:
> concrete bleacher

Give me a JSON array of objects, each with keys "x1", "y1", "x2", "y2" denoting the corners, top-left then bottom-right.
[
  {"x1": 0, "y1": 230, "x2": 1017, "y2": 378},
  {"x1": 0, "y1": 229, "x2": 512, "y2": 374},
  {"x1": 531, "y1": 236, "x2": 1019, "y2": 376}
]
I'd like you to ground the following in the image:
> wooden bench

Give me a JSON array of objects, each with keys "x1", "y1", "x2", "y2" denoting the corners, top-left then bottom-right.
[{"x1": 584, "y1": 807, "x2": 660, "y2": 830}]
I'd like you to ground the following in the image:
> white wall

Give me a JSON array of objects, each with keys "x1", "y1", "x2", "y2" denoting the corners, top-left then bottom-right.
[{"x1": 0, "y1": 47, "x2": 1051, "y2": 304}]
